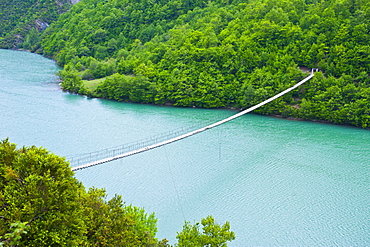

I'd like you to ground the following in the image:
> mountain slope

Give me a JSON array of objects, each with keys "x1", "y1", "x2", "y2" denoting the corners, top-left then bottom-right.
[
  {"x1": 40, "y1": 0, "x2": 370, "y2": 127},
  {"x1": 0, "y1": 0, "x2": 74, "y2": 49}
]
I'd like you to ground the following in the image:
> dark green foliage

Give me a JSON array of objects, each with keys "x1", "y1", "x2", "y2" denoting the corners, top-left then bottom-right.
[
  {"x1": 0, "y1": 139, "x2": 86, "y2": 246},
  {"x1": 0, "y1": 0, "x2": 72, "y2": 49},
  {"x1": 59, "y1": 63, "x2": 87, "y2": 94},
  {"x1": 0, "y1": 139, "x2": 234, "y2": 246},
  {"x1": 9, "y1": 0, "x2": 370, "y2": 127},
  {"x1": 95, "y1": 73, "x2": 156, "y2": 103},
  {"x1": 0, "y1": 139, "x2": 160, "y2": 246},
  {"x1": 41, "y1": 0, "x2": 211, "y2": 64},
  {"x1": 21, "y1": 28, "x2": 41, "y2": 51}
]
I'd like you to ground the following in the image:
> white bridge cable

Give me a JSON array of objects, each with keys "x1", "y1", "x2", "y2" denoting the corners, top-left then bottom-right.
[
  {"x1": 71, "y1": 72, "x2": 315, "y2": 171},
  {"x1": 67, "y1": 118, "x2": 223, "y2": 166}
]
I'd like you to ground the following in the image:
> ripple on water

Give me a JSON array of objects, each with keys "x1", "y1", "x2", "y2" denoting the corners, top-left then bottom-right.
[{"x1": 1, "y1": 49, "x2": 369, "y2": 246}]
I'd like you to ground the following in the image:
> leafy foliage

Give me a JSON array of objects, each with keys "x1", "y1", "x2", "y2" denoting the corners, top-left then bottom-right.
[
  {"x1": 0, "y1": 139, "x2": 235, "y2": 246},
  {"x1": 0, "y1": 139, "x2": 86, "y2": 246},
  {"x1": 176, "y1": 216, "x2": 235, "y2": 247},
  {"x1": 0, "y1": 0, "x2": 72, "y2": 49},
  {"x1": 0, "y1": 139, "x2": 159, "y2": 246},
  {"x1": 41, "y1": 0, "x2": 211, "y2": 64},
  {"x1": 4, "y1": 0, "x2": 369, "y2": 127},
  {"x1": 81, "y1": 188, "x2": 159, "y2": 246},
  {"x1": 38, "y1": 0, "x2": 370, "y2": 128},
  {"x1": 0, "y1": 222, "x2": 29, "y2": 246}
]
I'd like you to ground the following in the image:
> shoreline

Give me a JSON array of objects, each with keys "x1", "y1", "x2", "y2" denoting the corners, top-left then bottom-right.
[
  {"x1": 4, "y1": 48, "x2": 367, "y2": 130},
  {"x1": 66, "y1": 86, "x2": 369, "y2": 130}
]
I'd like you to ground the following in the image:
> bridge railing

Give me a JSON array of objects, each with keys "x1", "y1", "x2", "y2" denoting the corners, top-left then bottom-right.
[
  {"x1": 67, "y1": 118, "x2": 221, "y2": 167},
  {"x1": 69, "y1": 71, "x2": 315, "y2": 170}
]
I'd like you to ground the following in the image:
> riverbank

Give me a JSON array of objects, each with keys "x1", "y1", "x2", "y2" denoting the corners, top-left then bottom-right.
[
  {"x1": 7, "y1": 47, "x2": 369, "y2": 130},
  {"x1": 3, "y1": 48, "x2": 370, "y2": 246},
  {"x1": 63, "y1": 72, "x2": 369, "y2": 130}
]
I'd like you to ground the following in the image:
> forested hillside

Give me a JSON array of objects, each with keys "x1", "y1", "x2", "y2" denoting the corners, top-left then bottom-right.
[
  {"x1": 40, "y1": 0, "x2": 369, "y2": 128},
  {"x1": 0, "y1": 0, "x2": 73, "y2": 49}
]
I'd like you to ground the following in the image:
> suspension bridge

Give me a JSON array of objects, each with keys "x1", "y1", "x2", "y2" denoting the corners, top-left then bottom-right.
[{"x1": 70, "y1": 70, "x2": 315, "y2": 171}]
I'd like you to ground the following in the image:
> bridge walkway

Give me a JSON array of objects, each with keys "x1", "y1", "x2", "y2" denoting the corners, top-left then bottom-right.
[{"x1": 71, "y1": 71, "x2": 315, "y2": 171}]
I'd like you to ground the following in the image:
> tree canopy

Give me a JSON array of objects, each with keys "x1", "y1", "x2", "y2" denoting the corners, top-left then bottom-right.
[
  {"x1": 37, "y1": 0, "x2": 370, "y2": 128},
  {"x1": 0, "y1": 139, "x2": 235, "y2": 246},
  {"x1": 0, "y1": 0, "x2": 72, "y2": 49},
  {"x1": 176, "y1": 216, "x2": 235, "y2": 247},
  {"x1": 3, "y1": 0, "x2": 370, "y2": 128},
  {"x1": 0, "y1": 139, "x2": 87, "y2": 245}
]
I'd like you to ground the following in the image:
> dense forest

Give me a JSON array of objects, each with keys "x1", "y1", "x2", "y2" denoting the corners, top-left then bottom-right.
[
  {"x1": 0, "y1": 139, "x2": 235, "y2": 246},
  {"x1": 3, "y1": 0, "x2": 369, "y2": 128},
  {"x1": 1, "y1": 0, "x2": 368, "y2": 245},
  {"x1": 0, "y1": 0, "x2": 74, "y2": 49},
  {"x1": 36, "y1": 0, "x2": 370, "y2": 128}
]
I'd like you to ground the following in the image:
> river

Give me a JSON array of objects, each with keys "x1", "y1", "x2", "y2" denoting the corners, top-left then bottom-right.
[{"x1": 1, "y1": 49, "x2": 369, "y2": 246}]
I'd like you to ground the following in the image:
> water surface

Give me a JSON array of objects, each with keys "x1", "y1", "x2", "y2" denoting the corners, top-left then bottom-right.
[{"x1": 0, "y1": 49, "x2": 369, "y2": 246}]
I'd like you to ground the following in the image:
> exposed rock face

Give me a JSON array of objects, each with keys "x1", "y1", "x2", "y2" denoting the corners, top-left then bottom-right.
[
  {"x1": 35, "y1": 19, "x2": 49, "y2": 31},
  {"x1": 70, "y1": 0, "x2": 81, "y2": 4}
]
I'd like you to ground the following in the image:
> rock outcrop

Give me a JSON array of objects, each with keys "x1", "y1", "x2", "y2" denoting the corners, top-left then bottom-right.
[{"x1": 70, "y1": 0, "x2": 81, "y2": 4}]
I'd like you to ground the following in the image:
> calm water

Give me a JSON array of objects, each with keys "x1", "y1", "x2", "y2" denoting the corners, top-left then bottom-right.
[{"x1": 1, "y1": 49, "x2": 369, "y2": 246}]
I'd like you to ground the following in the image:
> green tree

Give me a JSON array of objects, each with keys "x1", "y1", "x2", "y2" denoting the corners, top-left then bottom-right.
[
  {"x1": 1, "y1": 139, "x2": 236, "y2": 246},
  {"x1": 82, "y1": 188, "x2": 159, "y2": 246},
  {"x1": 175, "y1": 216, "x2": 235, "y2": 247},
  {"x1": 21, "y1": 28, "x2": 40, "y2": 51},
  {"x1": 59, "y1": 64, "x2": 86, "y2": 94},
  {"x1": 0, "y1": 139, "x2": 87, "y2": 246},
  {"x1": 0, "y1": 0, "x2": 72, "y2": 49}
]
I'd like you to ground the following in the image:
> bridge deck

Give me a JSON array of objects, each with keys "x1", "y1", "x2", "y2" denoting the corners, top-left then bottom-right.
[{"x1": 71, "y1": 72, "x2": 314, "y2": 171}]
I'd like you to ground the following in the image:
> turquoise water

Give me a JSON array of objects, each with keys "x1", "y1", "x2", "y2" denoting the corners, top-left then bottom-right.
[{"x1": 0, "y1": 49, "x2": 369, "y2": 246}]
